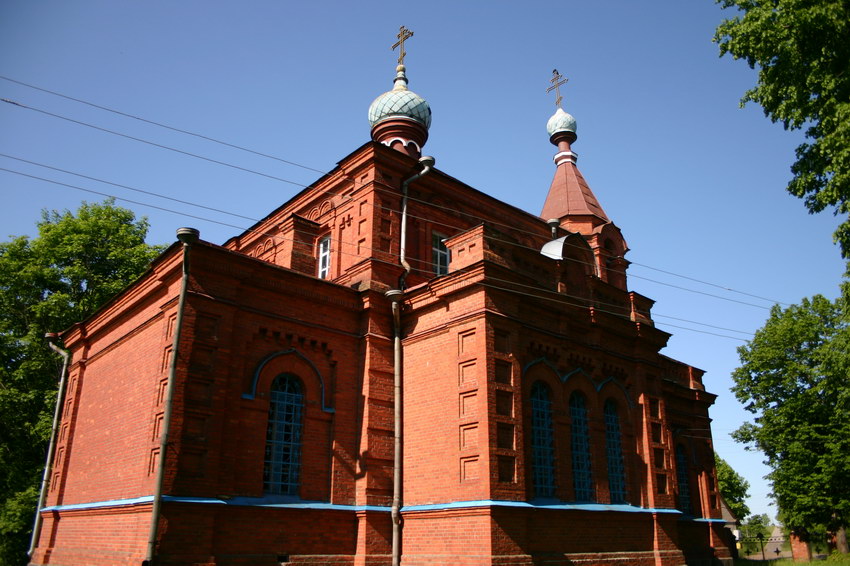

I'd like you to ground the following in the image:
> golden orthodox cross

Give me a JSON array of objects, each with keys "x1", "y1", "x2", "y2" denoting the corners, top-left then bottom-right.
[
  {"x1": 547, "y1": 69, "x2": 568, "y2": 108},
  {"x1": 392, "y1": 26, "x2": 414, "y2": 65}
]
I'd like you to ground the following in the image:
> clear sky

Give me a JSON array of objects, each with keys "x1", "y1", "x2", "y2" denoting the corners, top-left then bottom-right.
[{"x1": 1, "y1": 1, "x2": 845, "y2": 522}]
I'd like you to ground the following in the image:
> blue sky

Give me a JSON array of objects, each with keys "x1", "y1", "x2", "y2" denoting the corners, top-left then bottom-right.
[{"x1": 1, "y1": 1, "x2": 845, "y2": 521}]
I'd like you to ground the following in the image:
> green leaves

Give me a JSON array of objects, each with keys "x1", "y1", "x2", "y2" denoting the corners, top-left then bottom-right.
[
  {"x1": 731, "y1": 289, "x2": 849, "y2": 537},
  {"x1": 714, "y1": 0, "x2": 850, "y2": 257},
  {"x1": 715, "y1": 454, "x2": 752, "y2": 520},
  {"x1": 0, "y1": 199, "x2": 162, "y2": 566}
]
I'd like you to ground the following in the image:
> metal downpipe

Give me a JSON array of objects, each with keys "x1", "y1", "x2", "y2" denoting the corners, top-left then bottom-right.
[
  {"x1": 388, "y1": 156, "x2": 434, "y2": 566},
  {"x1": 28, "y1": 334, "x2": 70, "y2": 558},
  {"x1": 386, "y1": 292, "x2": 403, "y2": 566},
  {"x1": 398, "y1": 156, "x2": 434, "y2": 291},
  {"x1": 145, "y1": 227, "x2": 199, "y2": 566}
]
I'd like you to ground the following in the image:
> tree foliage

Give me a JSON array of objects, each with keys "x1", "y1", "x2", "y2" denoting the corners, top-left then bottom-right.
[
  {"x1": 714, "y1": 0, "x2": 850, "y2": 256},
  {"x1": 0, "y1": 200, "x2": 162, "y2": 566},
  {"x1": 715, "y1": 453, "x2": 751, "y2": 521},
  {"x1": 731, "y1": 291, "x2": 849, "y2": 545}
]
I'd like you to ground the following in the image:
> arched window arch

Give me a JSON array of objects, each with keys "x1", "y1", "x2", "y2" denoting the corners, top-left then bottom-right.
[
  {"x1": 569, "y1": 391, "x2": 594, "y2": 501},
  {"x1": 603, "y1": 399, "x2": 627, "y2": 504},
  {"x1": 530, "y1": 381, "x2": 556, "y2": 498},
  {"x1": 675, "y1": 444, "x2": 692, "y2": 514},
  {"x1": 264, "y1": 374, "x2": 305, "y2": 496}
]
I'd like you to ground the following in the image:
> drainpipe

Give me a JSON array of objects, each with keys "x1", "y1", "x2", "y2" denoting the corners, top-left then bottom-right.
[
  {"x1": 385, "y1": 289, "x2": 404, "y2": 566},
  {"x1": 145, "y1": 227, "x2": 199, "y2": 566},
  {"x1": 387, "y1": 156, "x2": 434, "y2": 566},
  {"x1": 28, "y1": 333, "x2": 71, "y2": 558},
  {"x1": 398, "y1": 156, "x2": 435, "y2": 291}
]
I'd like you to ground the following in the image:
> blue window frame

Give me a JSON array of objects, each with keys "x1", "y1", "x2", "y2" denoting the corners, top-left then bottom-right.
[
  {"x1": 604, "y1": 399, "x2": 627, "y2": 504},
  {"x1": 530, "y1": 382, "x2": 556, "y2": 498},
  {"x1": 569, "y1": 392, "x2": 594, "y2": 501},
  {"x1": 675, "y1": 444, "x2": 692, "y2": 514},
  {"x1": 264, "y1": 374, "x2": 304, "y2": 495}
]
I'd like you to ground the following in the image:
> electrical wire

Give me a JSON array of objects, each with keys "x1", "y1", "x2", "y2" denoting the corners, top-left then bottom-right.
[
  {"x1": 0, "y1": 153, "x2": 258, "y2": 222},
  {"x1": 628, "y1": 260, "x2": 792, "y2": 307},
  {"x1": 1, "y1": 86, "x2": 789, "y2": 308},
  {"x1": 372, "y1": 183, "x2": 780, "y2": 309},
  {"x1": 478, "y1": 282, "x2": 748, "y2": 341},
  {"x1": 0, "y1": 75, "x2": 329, "y2": 175},
  {"x1": 0, "y1": 147, "x2": 772, "y2": 315},
  {"x1": 483, "y1": 274, "x2": 754, "y2": 336},
  {"x1": 1, "y1": 98, "x2": 307, "y2": 187},
  {"x1": 1, "y1": 165, "x2": 757, "y2": 341}
]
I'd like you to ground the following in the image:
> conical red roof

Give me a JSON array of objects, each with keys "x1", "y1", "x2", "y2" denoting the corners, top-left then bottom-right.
[{"x1": 540, "y1": 154, "x2": 609, "y2": 226}]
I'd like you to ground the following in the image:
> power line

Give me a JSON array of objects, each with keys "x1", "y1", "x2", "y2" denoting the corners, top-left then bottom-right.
[
  {"x1": 0, "y1": 153, "x2": 258, "y2": 222},
  {"x1": 0, "y1": 166, "x2": 756, "y2": 342},
  {"x1": 479, "y1": 282, "x2": 748, "y2": 341},
  {"x1": 372, "y1": 184, "x2": 775, "y2": 310},
  {"x1": 0, "y1": 167, "x2": 250, "y2": 232},
  {"x1": 1, "y1": 98, "x2": 308, "y2": 188},
  {"x1": 628, "y1": 261, "x2": 791, "y2": 307},
  {"x1": 0, "y1": 164, "x2": 450, "y2": 280},
  {"x1": 0, "y1": 75, "x2": 328, "y2": 175},
  {"x1": 626, "y1": 273, "x2": 772, "y2": 310},
  {"x1": 1, "y1": 86, "x2": 789, "y2": 309},
  {"x1": 1, "y1": 146, "x2": 770, "y2": 315},
  {"x1": 484, "y1": 274, "x2": 755, "y2": 336},
  {"x1": 0, "y1": 149, "x2": 770, "y2": 318}
]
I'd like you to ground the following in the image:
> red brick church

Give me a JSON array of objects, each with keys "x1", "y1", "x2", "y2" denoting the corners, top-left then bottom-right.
[{"x1": 30, "y1": 34, "x2": 731, "y2": 566}]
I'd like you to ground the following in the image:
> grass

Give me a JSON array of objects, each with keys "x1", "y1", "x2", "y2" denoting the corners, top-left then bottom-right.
[{"x1": 735, "y1": 555, "x2": 850, "y2": 566}]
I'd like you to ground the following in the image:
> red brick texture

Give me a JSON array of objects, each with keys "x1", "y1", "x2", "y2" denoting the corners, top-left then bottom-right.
[{"x1": 32, "y1": 142, "x2": 730, "y2": 566}]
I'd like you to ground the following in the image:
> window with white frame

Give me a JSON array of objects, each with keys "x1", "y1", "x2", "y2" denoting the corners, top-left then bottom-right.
[
  {"x1": 432, "y1": 232, "x2": 448, "y2": 275},
  {"x1": 317, "y1": 236, "x2": 331, "y2": 279}
]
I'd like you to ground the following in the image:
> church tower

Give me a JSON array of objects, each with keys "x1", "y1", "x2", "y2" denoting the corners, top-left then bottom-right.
[
  {"x1": 367, "y1": 26, "x2": 431, "y2": 159},
  {"x1": 540, "y1": 70, "x2": 630, "y2": 289}
]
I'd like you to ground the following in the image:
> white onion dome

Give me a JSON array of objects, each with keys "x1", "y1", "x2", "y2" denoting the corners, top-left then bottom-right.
[
  {"x1": 546, "y1": 107, "x2": 577, "y2": 137},
  {"x1": 368, "y1": 65, "x2": 432, "y2": 129}
]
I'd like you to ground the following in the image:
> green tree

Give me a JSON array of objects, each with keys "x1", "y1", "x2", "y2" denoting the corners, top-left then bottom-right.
[
  {"x1": 732, "y1": 291, "x2": 849, "y2": 552},
  {"x1": 714, "y1": 0, "x2": 850, "y2": 257},
  {"x1": 0, "y1": 200, "x2": 162, "y2": 566},
  {"x1": 715, "y1": 453, "x2": 751, "y2": 521}
]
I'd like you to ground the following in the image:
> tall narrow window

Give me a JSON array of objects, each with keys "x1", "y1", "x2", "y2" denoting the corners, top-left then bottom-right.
[
  {"x1": 675, "y1": 444, "x2": 692, "y2": 514},
  {"x1": 264, "y1": 374, "x2": 304, "y2": 496},
  {"x1": 530, "y1": 382, "x2": 556, "y2": 498},
  {"x1": 317, "y1": 236, "x2": 331, "y2": 279},
  {"x1": 432, "y1": 232, "x2": 449, "y2": 275},
  {"x1": 569, "y1": 392, "x2": 594, "y2": 501},
  {"x1": 604, "y1": 399, "x2": 627, "y2": 504}
]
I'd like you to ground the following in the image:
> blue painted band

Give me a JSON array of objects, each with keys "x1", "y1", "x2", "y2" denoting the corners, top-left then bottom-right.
[
  {"x1": 41, "y1": 495, "x2": 388, "y2": 513},
  {"x1": 42, "y1": 496, "x2": 708, "y2": 520},
  {"x1": 41, "y1": 495, "x2": 154, "y2": 512},
  {"x1": 401, "y1": 499, "x2": 682, "y2": 514}
]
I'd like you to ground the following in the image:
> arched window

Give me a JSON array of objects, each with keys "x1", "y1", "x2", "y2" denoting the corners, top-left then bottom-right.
[
  {"x1": 675, "y1": 444, "x2": 692, "y2": 514},
  {"x1": 569, "y1": 392, "x2": 594, "y2": 501},
  {"x1": 530, "y1": 382, "x2": 556, "y2": 498},
  {"x1": 264, "y1": 374, "x2": 304, "y2": 495},
  {"x1": 604, "y1": 399, "x2": 627, "y2": 504}
]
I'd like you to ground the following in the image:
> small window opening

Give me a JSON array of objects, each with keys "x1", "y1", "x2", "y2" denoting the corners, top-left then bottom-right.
[
  {"x1": 432, "y1": 232, "x2": 449, "y2": 275},
  {"x1": 317, "y1": 236, "x2": 331, "y2": 279}
]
